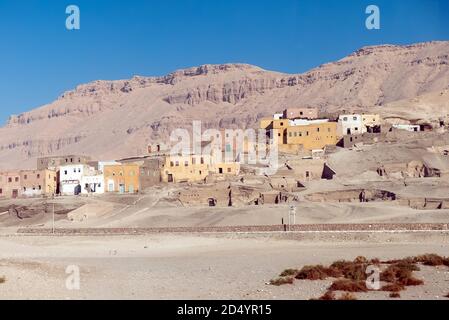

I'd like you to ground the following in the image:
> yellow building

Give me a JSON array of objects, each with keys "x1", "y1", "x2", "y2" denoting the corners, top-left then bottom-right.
[
  {"x1": 103, "y1": 164, "x2": 140, "y2": 193},
  {"x1": 161, "y1": 153, "x2": 240, "y2": 183},
  {"x1": 161, "y1": 154, "x2": 211, "y2": 183},
  {"x1": 261, "y1": 118, "x2": 338, "y2": 151}
]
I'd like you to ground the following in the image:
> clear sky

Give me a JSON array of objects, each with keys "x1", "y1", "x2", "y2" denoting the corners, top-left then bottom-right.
[{"x1": 0, "y1": 0, "x2": 448, "y2": 124}]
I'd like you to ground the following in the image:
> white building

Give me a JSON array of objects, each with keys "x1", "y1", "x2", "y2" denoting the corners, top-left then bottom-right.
[
  {"x1": 273, "y1": 113, "x2": 284, "y2": 120},
  {"x1": 338, "y1": 114, "x2": 365, "y2": 136},
  {"x1": 59, "y1": 164, "x2": 93, "y2": 195},
  {"x1": 81, "y1": 174, "x2": 105, "y2": 195},
  {"x1": 392, "y1": 124, "x2": 420, "y2": 132}
]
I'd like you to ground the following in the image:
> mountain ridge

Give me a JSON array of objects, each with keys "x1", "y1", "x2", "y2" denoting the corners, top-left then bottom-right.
[{"x1": 1, "y1": 40, "x2": 449, "y2": 169}]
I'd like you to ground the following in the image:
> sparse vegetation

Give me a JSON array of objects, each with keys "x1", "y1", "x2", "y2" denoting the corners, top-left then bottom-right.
[
  {"x1": 269, "y1": 277, "x2": 294, "y2": 286},
  {"x1": 0, "y1": 276, "x2": 5, "y2": 284},
  {"x1": 329, "y1": 279, "x2": 368, "y2": 292},
  {"x1": 274, "y1": 253, "x2": 449, "y2": 300},
  {"x1": 413, "y1": 254, "x2": 446, "y2": 266},
  {"x1": 444, "y1": 293, "x2": 449, "y2": 298}
]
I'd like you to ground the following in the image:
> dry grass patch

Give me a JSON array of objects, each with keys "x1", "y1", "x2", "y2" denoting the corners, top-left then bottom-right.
[
  {"x1": 389, "y1": 292, "x2": 401, "y2": 299},
  {"x1": 329, "y1": 279, "x2": 368, "y2": 292},
  {"x1": 269, "y1": 277, "x2": 294, "y2": 286}
]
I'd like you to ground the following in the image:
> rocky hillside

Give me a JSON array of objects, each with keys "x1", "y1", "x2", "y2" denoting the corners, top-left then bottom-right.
[{"x1": 1, "y1": 41, "x2": 448, "y2": 169}]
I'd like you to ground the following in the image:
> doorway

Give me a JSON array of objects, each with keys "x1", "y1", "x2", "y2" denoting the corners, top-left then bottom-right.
[{"x1": 168, "y1": 174, "x2": 173, "y2": 183}]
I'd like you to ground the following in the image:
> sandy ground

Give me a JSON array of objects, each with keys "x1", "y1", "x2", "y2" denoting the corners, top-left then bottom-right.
[{"x1": 0, "y1": 233, "x2": 448, "y2": 300}]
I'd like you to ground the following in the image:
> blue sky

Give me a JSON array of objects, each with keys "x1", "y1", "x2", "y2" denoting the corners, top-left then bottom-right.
[{"x1": 0, "y1": 0, "x2": 448, "y2": 124}]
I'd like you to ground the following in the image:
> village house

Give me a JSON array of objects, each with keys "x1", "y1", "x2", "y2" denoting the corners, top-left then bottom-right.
[
  {"x1": 37, "y1": 155, "x2": 91, "y2": 170},
  {"x1": 0, "y1": 169, "x2": 57, "y2": 198},
  {"x1": 283, "y1": 107, "x2": 319, "y2": 120},
  {"x1": 261, "y1": 116, "x2": 338, "y2": 153},
  {"x1": 362, "y1": 114, "x2": 382, "y2": 133},
  {"x1": 0, "y1": 171, "x2": 22, "y2": 198},
  {"x1": 59, "y1": 164, "x2": 93, "y2": 196},
  {"x1": 118, "y1": 156, "x2": 164, "y2": 190},
  {"x1": 21, "y1": 169, "x2": 57, "y2": 197},
  {"x1": 103, "y1": 164, "x2": 140, "y2": 193},
  {"x1": 161, "y1": 154, "x2": 212, "y2": 183},
  {"x1": 337, "y1": 114, "x2": 364, "y2": 136},
  {"x1": 81, "y1": 174, "x2": 105, "y2": 195}
]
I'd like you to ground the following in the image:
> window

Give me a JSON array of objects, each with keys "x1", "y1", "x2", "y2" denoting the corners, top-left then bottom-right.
[
  {"x1": 38, "y1": 185, "x2": 42, "y2": 190},
  {"x1": 200, "y1": 157, "x2": 204, "y2": 164},
  {"x1": 300, "y1": 112, "x2": 303, "y2": 115},
  {"x1": 355, "y1": 127, "x2": 359, "y2": 131},
  {"x1": 15, "y1": 177, "x2": 19, "y2": 182},
  {"x1": 175, "y1": 161, "x2": 179, "y2": 167},
  {"x1": 306, "y1": 171, "x2": 310, "y2": 178},
  {"x1": 227, "y1": 168, "x2": 231, "y2": 173},
  {"x1": 353, "y1": 117, "x2": 357, "y2": 121},
  {"x1": 64, "y1": 170, "x2": 68, "y2": 175},
  {"x1": 184, "y1": 161, "x2": 189, "y2": 167},
  {"x1": 343, "y1": 117, "x2": 348, "y2": 121},
  {"x1": 219, "y1": 168, "x2": 223, "y2": 174},
  {"x1": 289, "y1": 132, "x2": 292, "y2": 137},
  {"x1": 37, "y1": 174, "x2": 40, "y2": 179},
  {"x1": 8, "y1": 177, "x2": 12, "y2": 183},
  {"x1": 294, "y1": 132, "x2": 298, "y2": 137},
  {"x1": 0, "y1": 189, "x2": 2, "y2": 194},
  {"x1": 306, "y1": 131, "x2": 309, "y2": 136},
  {"x1": 317, "y1": 128, "x2": 320, "y2": 132},
  {"x1": 192, "y1": 157, "x2": 196, "y2": 165},
  {"x1": 70, "y1": 158, "x2": 73, "y2": 163},
  {"x1": 78, "y1": 169, "x2": 81, "y2": 173},
  {"x1": 328, "y1": 128, "x2": 331, "y2": 132},
  {"x1": 73, "y1": 169, "x2": 76, "y2": 173},
  {"x1": 24, "y1": 175, "x2": 27, "y2": 180},
  {"x1": 170, "y1": 161, "x2": 174, "y2": 167}
]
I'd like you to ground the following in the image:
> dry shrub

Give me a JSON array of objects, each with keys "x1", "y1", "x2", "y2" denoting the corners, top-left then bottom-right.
[
  {"x1": 380, "y1": 262, "x2": 423, "y2": 287},
  {"x1": 353, "y1": 256, "x2": 368, "y2": 264},
  {"x1": 381, "y1": 283, "x2": 405, "y2": 292},
  {"x1": 338, "y1": 292, "x2": 357, "y2": 300},
  {"x1": 413, "y1": 254, "x2": 446, "y2": 266},
  {"x1": 295, "y1": 265, "x2": 333, "y2": 280},
  {"x1": 0, "y1": 276, "x2": 5, "y2": 284},
  {"x1": 329, "y1": 260, "x2": 368, "y2": 281},
  {"x1": 329, "y1": 279, "x2": 368, "y2": 292},
  {"x1": 389, "y1": 292, "x2": 401, "y2": 298},
  {"x1": 270, "y1": 277, "x2": 294, "y2": 286},
  {"x1": 318, "y1": 290, "x2": 336, "y2": 300},
  {"x1": 280, "y1": 269, "x2": 298, "y2": 277},
  {"x1": 444, "y1": 293, "x2": 449, "y2": 298}
]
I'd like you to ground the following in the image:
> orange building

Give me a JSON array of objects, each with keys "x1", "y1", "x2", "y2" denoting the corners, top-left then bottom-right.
[{"x1": 103, "y1": 164, "x2": 140, "y2": 193}]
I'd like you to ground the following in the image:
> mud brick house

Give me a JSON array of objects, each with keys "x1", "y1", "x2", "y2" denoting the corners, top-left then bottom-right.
[
  {"x1": 21, "y1": 169, "x2": 57, "y2": 197},
  {"x1": 37, "y1": 155, "x2": 91, "y2": 170},
  {"x1": 0, "y1": 171, "x2": 22, "y2": 198}
]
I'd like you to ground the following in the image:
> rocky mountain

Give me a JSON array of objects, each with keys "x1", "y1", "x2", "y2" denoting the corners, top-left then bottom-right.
[{"x1": 1, "y1": 41, "x2": 449, "y2": 169}]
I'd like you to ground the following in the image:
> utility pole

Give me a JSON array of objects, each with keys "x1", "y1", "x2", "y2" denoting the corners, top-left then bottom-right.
[{"x1": 288, "y1": 205, "x2": 296, "y2": 231}]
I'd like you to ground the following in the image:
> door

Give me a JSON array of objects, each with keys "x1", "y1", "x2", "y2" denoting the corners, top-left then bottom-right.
[
  {"x1": 108, "y1": 180, "x2": 114, "y2": 192},
  {"x1": 12, "y1": 189, "x2": 19, "y2": 199},
  {"x1": 168, "y1": 174, "x2": 173, "y2": 183},
  {"x1": 129, "y1": 184, "x2": 134, "y2": 194},
  {"x1": 119, "y1": 184, "x2": 125, "y2": 194}
]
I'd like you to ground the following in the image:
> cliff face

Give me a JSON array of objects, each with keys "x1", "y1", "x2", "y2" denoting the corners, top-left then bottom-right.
[{"x1": 1, "y1": 41, "x2": 449, "y2": 169}]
